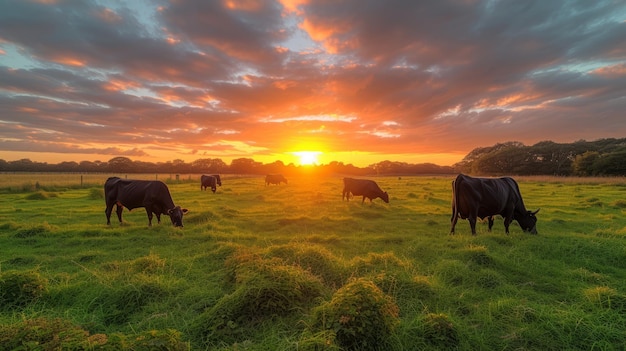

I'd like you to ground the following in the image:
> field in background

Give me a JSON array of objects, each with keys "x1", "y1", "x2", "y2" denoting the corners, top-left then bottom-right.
[
  {"x1": 0, "y1": 174, "x2": 625, "y2": 350},
  {"x1": 0, "y1": 173, "x2": 212, "y2": 191}
]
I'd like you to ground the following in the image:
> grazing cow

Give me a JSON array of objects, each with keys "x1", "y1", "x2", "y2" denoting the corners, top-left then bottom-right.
[
  {"x1": 342, "y1": 177, "x2": 389, "y2": 204},
  {"x1": 104, "y1": 177, "x2": 188, "y2": 227},
  {"x1": 265, "y1": 174, "x2": 288, "y2": 186},
  {"x1": 450, "y1": 174, "x2": 539, "y2": 235},
  {"x1": 200, "y1": 175, "x2": 217, "y2": 193}
]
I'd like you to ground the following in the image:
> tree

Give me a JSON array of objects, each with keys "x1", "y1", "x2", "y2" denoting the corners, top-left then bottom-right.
[
  {"x1": 191, "y1": 158, "x2": 227, "y2": 174},
  {"x1": 263, "y1": 160, "x2": 286, "y2": 175},
  {"x1": 473, "y1": 146, "x2": 526, "y2": 175},
  {"x1": 572, "y1": 151, "x2": 600, "y2": 176},
  {"x1": 592, "y1": 150, "x2": 626, "y2": 176},
  {"x1": 230, "y1": 158, "x2": 263, "y2": 174},
  {"x1": 107, "y1": 157, "x2": 134, "y2": 172}
]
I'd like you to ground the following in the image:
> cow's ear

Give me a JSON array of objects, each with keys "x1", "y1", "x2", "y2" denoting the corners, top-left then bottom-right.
[{"x1": 182, "y1": 208, "x2": 189, "y2": 214}]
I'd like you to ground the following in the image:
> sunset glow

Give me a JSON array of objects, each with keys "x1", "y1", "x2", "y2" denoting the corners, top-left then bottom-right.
[
  {"x1": 0, "y1": 1, "x2": 624, "y2": 167},
  {"x1": 293, "y1": 151, "x2": 322, "y2": 166}
]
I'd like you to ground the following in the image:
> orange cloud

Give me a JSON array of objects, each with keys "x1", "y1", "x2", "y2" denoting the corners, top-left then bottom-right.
[
  {"x1": 97, "y1": 8, "x2": 122, "y2": 23},
  {"x1": 592, "y1": 63, "x2": 626, "y2": 77},
  {"x1": 51, "y1": 55, "x2": 86, "y2": 67},
  {"x1": 279, "y1": 0, "x2": 309, "y2": 15},
  {"x1": 223, "y1": 0, "x2": 263, "y2": 11}
]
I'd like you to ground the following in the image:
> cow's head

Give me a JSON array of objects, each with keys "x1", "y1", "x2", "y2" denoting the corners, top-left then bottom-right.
[
  {"x1": 517, "y1": 208, "x2": 540, "y2": 234},
  {"x1": 381, "y1": 191, "x2": 389, "y2": 203},
  {"x1": 168, "y1": 206, "x2": 189, "y2": 227}
]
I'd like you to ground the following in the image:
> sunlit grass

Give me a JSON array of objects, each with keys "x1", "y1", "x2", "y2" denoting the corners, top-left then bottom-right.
[{"x1": 0, "y1": 174, "x2": 625, "y2": 349}]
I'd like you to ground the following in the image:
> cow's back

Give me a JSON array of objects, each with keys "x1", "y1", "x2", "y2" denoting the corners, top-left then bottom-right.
[
  {"x1": 344, "y1": 178, "x2": 379, "y2": 195},
  {"x1": 112, "y1": 180, "x2": 173, "y2": 211},
  {"x1": 454, "y1": 174, "x2": 517, "y2": 218}
]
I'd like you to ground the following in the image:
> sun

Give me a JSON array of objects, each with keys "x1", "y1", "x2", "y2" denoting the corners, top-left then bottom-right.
[{"x1": 293, "y1": 151, "x2": 321, "y2": 166}]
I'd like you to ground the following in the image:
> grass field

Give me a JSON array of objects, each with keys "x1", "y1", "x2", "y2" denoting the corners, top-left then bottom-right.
[{"x1": 0, "y1": 174, "x2": 625, "y2": 350}]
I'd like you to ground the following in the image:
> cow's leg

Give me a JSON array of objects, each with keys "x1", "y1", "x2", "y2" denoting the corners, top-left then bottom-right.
[
  {"x1": 361, "y1": 196, "x2": 366, "y2": 204},
  {"x1": 503, "y1": 216, "x2": 512, "y2": 234},
  {"x1": 105, "y1": 203, "x2": 114, "y2": 225},
  {"x1": 503, "y1": 207, "x2": 515, "y2": 234},
  {"x1": 450, "y1": 213, "x2": 458, "y2": 234},
  {"x1": 115, "y1": 203, "x2": 123, "y2": 224},
  {"x1": 146, "y1": 209, "x2": 153, "y2": 226},
  {"x1": 155, "y1": 213, "x2": 161, "y2": 224},
  {"x1": 469, "y1": 214, "x2": 478, "y2": 235},
  {"x1": 488, "y1": 216, "x2": 494, "y2": 232}
]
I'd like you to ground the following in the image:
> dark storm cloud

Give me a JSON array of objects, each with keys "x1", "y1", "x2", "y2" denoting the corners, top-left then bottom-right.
[{"x1": 0, "y1": 0, "x2": 624, "y2": 164}]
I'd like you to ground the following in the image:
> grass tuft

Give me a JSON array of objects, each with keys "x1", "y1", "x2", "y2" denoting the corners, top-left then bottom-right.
[
  {"x1": 0, "y1": 270, "x2": 48, "y2": 309},
  {"x1": 13, "y1": 222, "x2": 56, "y2": 238},
  {"x1": 25, "y1": 191, "x2": 53, "y2": 200},
  {"x1": 310, "y1": 278, "x2": 400, "y2": 350}
]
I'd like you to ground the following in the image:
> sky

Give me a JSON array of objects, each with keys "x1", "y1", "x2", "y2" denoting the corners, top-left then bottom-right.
[{"x1": 1, "y1": 0, "x2": 625, "y2": 167}]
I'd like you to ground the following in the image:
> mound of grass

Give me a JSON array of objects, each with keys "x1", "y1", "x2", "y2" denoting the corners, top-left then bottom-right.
[
  {"x1": 350, "y1": 252, "x2": 410, "y2": 275},
  {"x1": 610, "y1": 199, "x2": 626, "y2": 208},
  {"x1": 370, "y1": 271, "x2": 436, "y2": 301},
  {"x1": 583, "y1": 286, "x2": 626, "y2": 312},
  {"x1": 13, "y1": 222, "x2": 56, "y2": 238},
  {"x1": 0, "y1": 317, "x2": 189, "y2": 351},
  {"x1": 265, "y1": 243, "x2": 348, "y2": 287},
  {"x1": 461, "y1": 245, "x2": 495, "y2": 267},
  {"x1": 88, "y1": 188, "x2": 104, "y2": 200},
  {"x1": 433, "y1": 259, "x2": 472, "y2": 286},
  {"x1": 418, "y1": 313, "x2": 459, "y2": 349},
  {"x1": 131, "y1": 253, "x2": 166, "y2": 274},
  {"x1": 195, "y1": 253, "x2": 327, "y2": 346},
  {"x1": 310, "y1": 278, "x2": 400, "y2": 350},
  {"x1": 25, "y1": 191, "x2": 54, "y2": 200},
  {"x1": 0, "y1": 270, "x2": 48, "y2": 309},
  {"x1": 91, "y1": 278, "x2": 170, "y2": 326}
]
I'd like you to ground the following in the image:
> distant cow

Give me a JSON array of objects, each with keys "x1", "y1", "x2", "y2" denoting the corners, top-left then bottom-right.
[
  {"x1": 104, "y1": 177, "x2": 188, "y2": 227},
  {"x1": 201, "y1": 175, "x2": 218, "y2": 193},
  {"x1": 450, "y1": 174, "x2": 539, "y2": 235},
  {"x1": 342, "y1": 178, "x2": 389, "y2": 204},
  {"x1": 265, "y1": 174, "x2": 288, "y2": 186}
]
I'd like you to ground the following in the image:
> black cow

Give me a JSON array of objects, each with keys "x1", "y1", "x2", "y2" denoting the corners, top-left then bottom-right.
[
  {"x1": 201, "y1": 175, "x2": 217, "y2": 193},
  {"x1": 104, "y1": 177, "x2": 188, "y2": 227},
  {"x1": 450, "y1": 174, "x2": 539, "y2": 235},
  {"x1": 265, "y1": 174, "x2": 288, "y2": 186},
  {"x1": 342, "y1": 177, "x2": 389, "y2": 204}
]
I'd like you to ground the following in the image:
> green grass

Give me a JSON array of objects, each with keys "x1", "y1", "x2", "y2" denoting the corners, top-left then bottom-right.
[{"x1": 1, "y1": 174, "x2": 625, "y2": 350}]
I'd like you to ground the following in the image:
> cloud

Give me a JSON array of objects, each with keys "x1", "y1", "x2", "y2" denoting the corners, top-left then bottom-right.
[{"x1": 0, "y1": 0, "x2": 624, "y2": 165}]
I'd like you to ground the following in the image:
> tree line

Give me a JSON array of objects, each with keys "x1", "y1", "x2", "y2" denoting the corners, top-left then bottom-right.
[
  {"x1": 1, "y1": 138, "x2": 624, "y2": 176},
  {"x1": 456, "y1": 138, "x2": 626, "y2": 176},
  {"x1": 0, "y1": 156, "x2": 453, "y2": 176}
]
